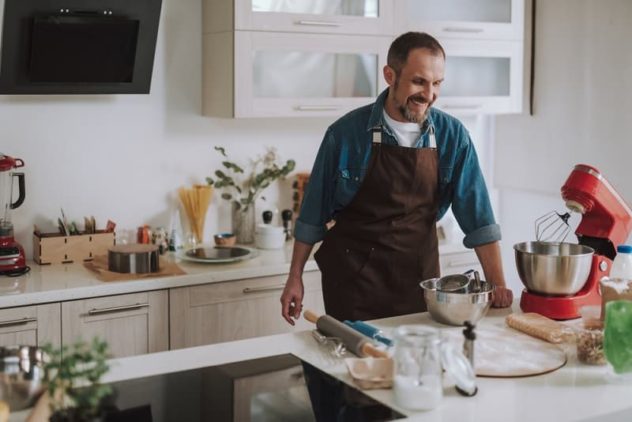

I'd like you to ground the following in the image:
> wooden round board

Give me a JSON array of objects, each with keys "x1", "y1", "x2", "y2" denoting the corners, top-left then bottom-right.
[{"x1": 445, "y1": 324, "x2": 567, "y2": 378}]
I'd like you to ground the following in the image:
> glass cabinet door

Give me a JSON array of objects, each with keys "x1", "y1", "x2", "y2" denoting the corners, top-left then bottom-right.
[
  {"x1": 396, "y1": 0, "x2": 524, "y2": 40},
  {"x1": 433, "y1": 39, "x2": 523, "y2": 114},
  {"x1": 236, "y1": 0, "x2": 393, "y2": 35},
  {"x1": 234, "y1": 31, "x2": 389, "y2": 117}
]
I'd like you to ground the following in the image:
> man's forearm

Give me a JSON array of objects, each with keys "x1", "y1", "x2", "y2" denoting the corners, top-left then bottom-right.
[
  {"x1": 473, "y1": 241, "x2": 506, "y2": 287},
  {"x1": 289, "y1": 240, "x2": 315, "y2": 279}
]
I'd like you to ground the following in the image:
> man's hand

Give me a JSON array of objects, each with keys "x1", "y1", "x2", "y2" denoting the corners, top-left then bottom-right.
[
  {"x1": 280, "y1": 276, "x2": 304, "y2": 325},
  {"x1": 492, "y1": 285, "x2": 513, "y2": 308}
]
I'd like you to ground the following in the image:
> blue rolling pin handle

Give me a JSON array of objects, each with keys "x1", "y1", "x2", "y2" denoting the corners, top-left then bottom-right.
[{"x1": 344, "y1": 320, "x2": 393, "y2": 347}]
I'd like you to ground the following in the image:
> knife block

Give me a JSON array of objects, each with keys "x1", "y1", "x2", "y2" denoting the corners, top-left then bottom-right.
[{"x1": 33, "y1": 231, "x2": 115, "y2": 265}]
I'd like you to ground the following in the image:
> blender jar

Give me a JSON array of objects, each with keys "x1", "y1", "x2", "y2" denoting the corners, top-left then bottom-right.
[{"x1": 0, "y1": 154, "x2": 25, "y2": 236}]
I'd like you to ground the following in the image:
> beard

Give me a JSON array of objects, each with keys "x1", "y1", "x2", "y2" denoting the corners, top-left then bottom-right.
[
  {"x1": 393, "y1": 78, "x2": 432, "y2": 124},
  {"x1": 397, "y1": 94, "x2": 431, "y2": 124}
]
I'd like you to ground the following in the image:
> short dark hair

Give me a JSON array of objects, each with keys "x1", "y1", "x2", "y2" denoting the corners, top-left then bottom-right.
[{"x1": 387, "y1": 32, "x2": 445, "y2": 75}]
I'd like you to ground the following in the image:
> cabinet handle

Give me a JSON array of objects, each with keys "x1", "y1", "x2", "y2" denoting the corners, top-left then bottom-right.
[
  {"x1": 441, "y1": 105, "x2": 483, "y2": 110},
  {"x1": 446, "y1": 259, "x2": 479, "y2": 268},
  {"x1": 243, "y1": 284, "x2": 286, "y2": 294},
  {"x1": 0, "y1": 317, "x2": 37, "y2": 327},
  {"x1": 295, "y1": 105, "x2": 341, "y2": 111},
  {"x1": 87, "y1": 303, "x2": 149, "y2": 316},
  {"x1": 442, "y1": 27, "x2": 484, "y2": 34},
  {"x1": 295, "y1": 20, "x2": 340, "y2": 27}
]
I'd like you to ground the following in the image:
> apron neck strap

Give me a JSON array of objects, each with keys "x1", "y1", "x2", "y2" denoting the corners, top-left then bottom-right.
[
  {"x1": 428, "y1": 125, "x2": 437, "y2": 148},
  {"x1": 372, "y1": 126, "x2": 382, "y2": 144}
]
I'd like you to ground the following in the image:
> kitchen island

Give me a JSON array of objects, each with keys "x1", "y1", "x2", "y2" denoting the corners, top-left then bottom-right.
[{"x1": 94, "y1": 308, "x2": 632, "y2": 421}]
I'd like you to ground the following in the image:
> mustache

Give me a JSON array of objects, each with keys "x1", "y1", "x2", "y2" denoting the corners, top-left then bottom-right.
[{"x1": 408, "y1": 95, "x2": 429, "y2": 103}]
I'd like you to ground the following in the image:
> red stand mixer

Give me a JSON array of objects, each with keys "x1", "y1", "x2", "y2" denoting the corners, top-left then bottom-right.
[
  {"x1": 516, "y1": 164, "x2": 632, "y2": 320},
  {"x1": 0, "y1": 153, "x2": 27, "y2": 275}
]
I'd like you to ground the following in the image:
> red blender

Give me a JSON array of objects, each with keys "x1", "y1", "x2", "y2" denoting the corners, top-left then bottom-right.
[
  {"x1": 0, "y1": 153, "x2": 27, "y2": 275},
  {"x1": 515, "y1": 164, "x2": 632, "y2": 320}
]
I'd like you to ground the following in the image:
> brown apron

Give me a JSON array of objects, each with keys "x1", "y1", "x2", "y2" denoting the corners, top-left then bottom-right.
[{"x1": 314, "y1": 126, "x2": 440, "y2": 322}]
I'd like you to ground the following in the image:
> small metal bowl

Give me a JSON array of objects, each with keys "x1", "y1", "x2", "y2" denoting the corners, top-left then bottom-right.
[
  {"x1": 214, "y1": 233, "x2": 236, "y2": 247},
  {"x1": 0, "y1": 346, "x2": 46, "y2": 411},
  {"x1": 420, "y1": 278, "x2": 494, "y2": 326},
  {"x1": 436, "y1": 274, "x2": 471, "y2": 293}
]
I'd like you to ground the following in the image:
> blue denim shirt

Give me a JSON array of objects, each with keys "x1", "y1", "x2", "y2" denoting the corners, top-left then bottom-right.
[{"x1": 295, "y1": 89, "x2": 501, "y2": 249}]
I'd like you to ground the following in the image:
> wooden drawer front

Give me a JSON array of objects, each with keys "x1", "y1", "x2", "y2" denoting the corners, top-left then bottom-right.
[
  {"x1": 62, "y1": 291, "x2": 168, "y2": 359},
  {"x1": 0, "y1": 304, "x2": 61, "y2": 348},
  {"x1": 440, "y1": 250, "x2": 482, "y2": 276},
  {"x1": 170, "y1": 271, "x2": 325, "y2": 349},
  {"x1": 189, "y1": 271, "x2": 321, "y2": 307}
]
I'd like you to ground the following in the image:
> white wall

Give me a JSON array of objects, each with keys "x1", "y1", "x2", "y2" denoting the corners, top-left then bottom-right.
[
  {"x1": 495, "y1": 0, "x2": 632, "y2": 291},
  {"x1": 0, "y1": 0, "x2": 331, "y2": 258}
]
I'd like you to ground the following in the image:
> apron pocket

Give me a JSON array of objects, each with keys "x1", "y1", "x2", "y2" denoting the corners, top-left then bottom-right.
[{"x1": 315, "y1": 241, "x2": 374, "y2": 280}]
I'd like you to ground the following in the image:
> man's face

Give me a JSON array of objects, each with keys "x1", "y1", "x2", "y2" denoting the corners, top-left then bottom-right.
[{"x1": 384, "y1": 48, "x2": 445, "y2": 124}]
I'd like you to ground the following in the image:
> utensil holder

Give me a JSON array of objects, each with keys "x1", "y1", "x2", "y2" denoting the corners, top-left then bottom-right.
[{"x1": 33, "y1": 231, "x2": 115, "y2": 265}]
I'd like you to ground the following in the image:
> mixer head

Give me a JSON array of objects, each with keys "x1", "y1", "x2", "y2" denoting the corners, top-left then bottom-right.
[{"x1": 561, "y1": 164, "x2": 632, "y2": 259}]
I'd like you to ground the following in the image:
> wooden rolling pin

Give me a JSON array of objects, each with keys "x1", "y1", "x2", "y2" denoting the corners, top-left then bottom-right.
[{"x1": 304, "y1": 310, "x2": 388, "y2": 358}]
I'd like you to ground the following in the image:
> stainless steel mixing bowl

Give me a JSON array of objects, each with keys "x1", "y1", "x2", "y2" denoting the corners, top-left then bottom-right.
[
  {"x1": 0, "y1": 346, "x2": 46, "y2": 410},
  {"x1": 419, "y1": 278, "x2": 494, "y2": 326},
  {"x1": 514, "y1": 241, "x2": 594, "y2": 296}
]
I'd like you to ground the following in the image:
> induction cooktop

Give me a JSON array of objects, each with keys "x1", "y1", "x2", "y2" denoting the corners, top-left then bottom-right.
[{"x1": 96, "y1": 354, "x2": 404, "y2": 422}]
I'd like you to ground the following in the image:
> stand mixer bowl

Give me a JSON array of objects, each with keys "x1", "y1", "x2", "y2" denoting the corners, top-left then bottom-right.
[{"x1": 514, "y1": 241, "x2": 594, "y2": 296}]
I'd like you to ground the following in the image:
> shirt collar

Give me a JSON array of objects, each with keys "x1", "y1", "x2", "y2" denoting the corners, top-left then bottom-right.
[{"x1": 366, "y1": 88, "x2": 435, "y2": 134}]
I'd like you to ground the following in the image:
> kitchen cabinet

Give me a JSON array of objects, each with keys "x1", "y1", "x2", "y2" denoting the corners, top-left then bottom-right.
[
  {"x1": 205, "y1": 0, "x2": 392, "y2": 36},
  {"x1": 170, "y1": 271, "x2": 325, "y2": 349},
  {"x1": 395, "y1": 0, "x2": 524, "y2": 41},
  {"x1": 440, "y1": 248, "x2": 482, "y2": 276},
  {"x1": 61, "y1": 291, "x2": 168, "y2": 359},
  {"x1": 434, "y1": 38, "x2": 523, "y2": 114},
  {"x1": 203, "y1": 31, "x2": 388, "y2": 118},
  {"x1": 0, "y1": 303, "x2": 60, "y2": 348}
]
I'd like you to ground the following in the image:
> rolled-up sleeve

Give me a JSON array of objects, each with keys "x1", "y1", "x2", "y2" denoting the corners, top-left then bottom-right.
[
  {"x1": 450, "y1": 127, "x2": 502, "y2": 248},
  {"x1": 294, "y1": 129, "x2": 338, "y2": 245}
]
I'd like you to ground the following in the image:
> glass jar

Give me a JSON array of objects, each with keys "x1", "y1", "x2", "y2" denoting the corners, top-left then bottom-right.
[{"x1": 392, "y1": 325, "x2": 443, "y2": 410}]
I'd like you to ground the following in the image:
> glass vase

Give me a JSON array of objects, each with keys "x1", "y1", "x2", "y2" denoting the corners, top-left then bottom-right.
[{"x1": 232, "y1": 202, "x2": 256, "y2": 244}]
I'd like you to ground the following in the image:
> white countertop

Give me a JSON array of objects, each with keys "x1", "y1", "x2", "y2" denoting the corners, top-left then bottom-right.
[
  {"x1": 96, "y1": 307, "x2": 631, "y2": 422},
  {"x1": 0, "y1": 243, "x2": 316, "y2": 308},
  {"x1": 0, "y1": 242, "x2": 471, "y2": 308}
]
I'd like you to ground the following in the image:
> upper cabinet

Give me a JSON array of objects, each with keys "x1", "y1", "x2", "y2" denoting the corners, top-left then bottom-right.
[
  {"x1": 395, "y1": 0, "x2": 524, "y2": 41},
  {"x1": 202, "y1": 0, "x2": 526, "y2": 118},
  {"x1": 434, "y1": 39, "x2": 523, "y2": 114},
  {"x1": 235, "y1": 0, "x2": 393, "y2": 35},
  {"x1": 204, "y1": 31, "x2": 388, "y2": 118}
]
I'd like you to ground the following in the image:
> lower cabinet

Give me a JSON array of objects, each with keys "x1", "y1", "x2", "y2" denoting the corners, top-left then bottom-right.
[
  {"x1": 61, "y1": 291, "x2": 169, "y2": 358},
  {"x1": 439, "y1": 249, "x2": 482, "y2": 276},
  {"x1": 170, "y1": 271, "x2": 325, "y2": 349},
  {"x1": 0, "y1": 303, "x2": 61, "y2": 348}
]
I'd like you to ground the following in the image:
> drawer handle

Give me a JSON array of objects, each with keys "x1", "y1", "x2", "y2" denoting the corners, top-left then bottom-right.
[
  {"x1": 243, "y1": 284, "x2": 286, "y2": 294},
  {"x1": 295, "y1": 20, "x2": 340, "y2": 27},
  {"x1": 0, "y1": 317, "x2": 37, "y2": 327},
  {"x1": 443, "y1": 27, "x2": 484, "y2": 34},
  {"x1": 446, "y1": 259, "x2": 479, "y2": 268},
  {"x1": 295, "y1": 105, "x2": 341, "y2": 111},
  {"x1": 87, "y1": 303, "x2": 149, "y2": 316}
]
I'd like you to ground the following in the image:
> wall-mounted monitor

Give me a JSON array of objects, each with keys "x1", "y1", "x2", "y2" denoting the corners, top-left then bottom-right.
[{"x1": 0, "y1": 0, "x2": 162, "y2": 94}]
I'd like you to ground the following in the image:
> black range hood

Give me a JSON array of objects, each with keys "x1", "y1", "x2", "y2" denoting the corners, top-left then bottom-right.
[{"x1": 0, "y1": 0, "x2": 162, "y2": 94}]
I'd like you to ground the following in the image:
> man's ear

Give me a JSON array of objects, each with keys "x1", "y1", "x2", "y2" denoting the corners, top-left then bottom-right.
[{"x1": 383, "y1": 65, "x2": 396, "y2": 87}]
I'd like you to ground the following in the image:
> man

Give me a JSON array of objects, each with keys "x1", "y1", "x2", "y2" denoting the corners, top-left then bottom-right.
[{"x1": 281, "y1": 32, "x2": 513, "y2": 325}]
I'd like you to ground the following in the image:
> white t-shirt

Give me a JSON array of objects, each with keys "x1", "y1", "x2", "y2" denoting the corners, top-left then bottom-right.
[{"x1": 382, "y1": 109, "x2": 421, "y2": 148}]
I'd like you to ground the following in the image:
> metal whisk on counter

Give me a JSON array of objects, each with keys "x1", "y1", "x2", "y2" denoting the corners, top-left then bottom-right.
[{"x1": 535, "y1": 210, "x2": 571, "y2": 242}]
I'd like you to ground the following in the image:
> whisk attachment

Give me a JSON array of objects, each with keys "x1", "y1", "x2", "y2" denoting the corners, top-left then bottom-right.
[{"x1": 535, "y1": 211, "x2": 571, "y2": 242}]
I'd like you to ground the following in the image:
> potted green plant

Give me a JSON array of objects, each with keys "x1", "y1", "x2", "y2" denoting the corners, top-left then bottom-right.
[
  {"x1": 207, "y1": 146, "x2": 295, "y2": 244},
  {"x1": 42, "y1": 338, "x2": 112, "y2": 422}
]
